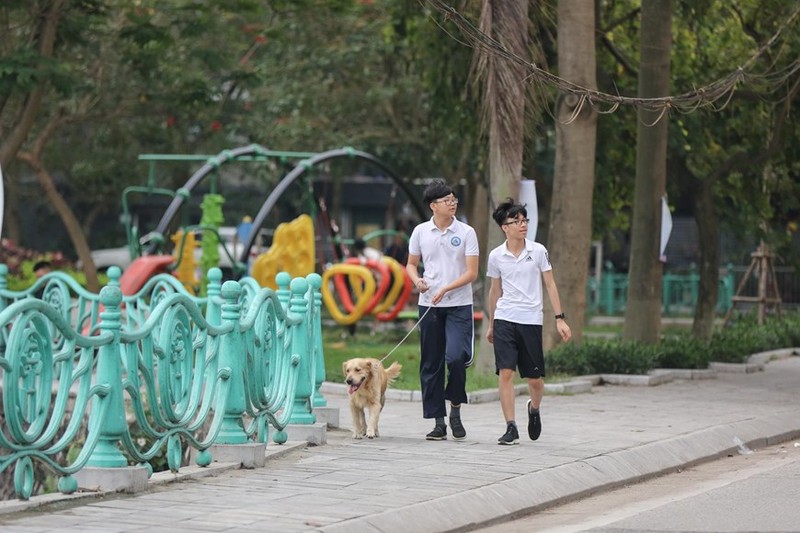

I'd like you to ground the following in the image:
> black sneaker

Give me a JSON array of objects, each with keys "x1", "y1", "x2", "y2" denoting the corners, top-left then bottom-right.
[
  {"x1": 449, "y1": 416, "x2": 466, "y2": 440},
  {"x1": 426, "y1": 425, "x2": 447, "y2": 440},
  {"x1": 497, "y1": 424, "x2": 519, "y2": 445},
  {"x1": 527, "y1": 400, "x2": 542, "y2": 441}
]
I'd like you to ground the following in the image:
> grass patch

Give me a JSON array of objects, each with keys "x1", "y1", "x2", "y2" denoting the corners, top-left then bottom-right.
[
  {"x1": 322, "y1": 310, "x2": 800, "y2": 383},
  {"x1": 321, "y1": 324, "x2": 529, "y2": 392}
]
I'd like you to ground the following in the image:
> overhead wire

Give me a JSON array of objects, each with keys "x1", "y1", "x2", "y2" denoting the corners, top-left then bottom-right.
[{"x1": 422, "y1": 0, "x2": 800, "y2": 123}]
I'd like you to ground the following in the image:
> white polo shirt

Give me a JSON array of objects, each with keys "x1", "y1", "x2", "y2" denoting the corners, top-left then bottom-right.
[
  {"x1": 486, "y1": 238, "x2": 551, "y2": 325},
  {"x1": 408, "y1": 217, "x2": 479, "y2": 307}
]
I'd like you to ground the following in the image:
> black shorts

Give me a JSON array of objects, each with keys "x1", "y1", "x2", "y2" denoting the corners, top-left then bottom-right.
[{"x1": 493, "y1": 319, "x2": 545, "y2": 378}]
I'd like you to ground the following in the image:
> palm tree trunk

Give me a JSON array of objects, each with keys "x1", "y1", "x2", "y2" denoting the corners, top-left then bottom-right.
[
  {"x1": 18, "y1": 152, "x2": 100, "y2": 292},
  {"x1": 472, "y1": 0, "x2": 529, "y2": 374}
]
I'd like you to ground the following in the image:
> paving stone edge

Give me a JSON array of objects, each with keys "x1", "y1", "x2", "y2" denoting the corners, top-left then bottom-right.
[
  {"x1": 321, "y1": 347, "x2": 800, "y2": 402},
  {"x1": 316, "y1": 411, "x2": 800, "y2": 533}
]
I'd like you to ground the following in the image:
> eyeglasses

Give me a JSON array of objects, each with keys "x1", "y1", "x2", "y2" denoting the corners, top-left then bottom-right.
[
  {"x1": 503, "y1": 218, "x2": 530, "y2": 226},
  {"x1": 434, "y1": 197, "x2": 459, "y2": 206}
]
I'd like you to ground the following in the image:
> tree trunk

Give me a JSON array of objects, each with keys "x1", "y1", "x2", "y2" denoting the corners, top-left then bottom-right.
[
  {"x1": 17, "y1": 152, "x2": 100, "y2": 292},
  {"x1": 622, "y1": 0, "x2": 672, "y2": 344},
  {"x1": 472, "y1": 0, "x2": 529, "y2": 375},
  {"x1": 691, "y1": 177, "x2": 719, "y2": 339},
  {"x1": 670, "y1": 153, "x2": 719, "y2": 340},
  {"x1": 0, "y1": 1, "x2": 64, "y2": 252},
  {"x1": 543, "y1": 0, "x2": 598, "y2": 349},
  {"x1": 0, "y1": 0, "x2": 64, "y2": 170}
]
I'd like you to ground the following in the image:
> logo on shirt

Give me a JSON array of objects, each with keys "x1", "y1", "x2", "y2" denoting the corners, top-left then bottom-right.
[
  {"x1": 525, "y1": 255, "x2": 533, "y2": 262},
  {"x1": 450, "y1": 236, "x2": 462, "y2": 247}
]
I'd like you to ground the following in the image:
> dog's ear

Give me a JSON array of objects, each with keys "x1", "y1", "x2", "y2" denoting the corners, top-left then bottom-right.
[{"x1": 342, "y1": 361, "x2": 348, "y2": 377}]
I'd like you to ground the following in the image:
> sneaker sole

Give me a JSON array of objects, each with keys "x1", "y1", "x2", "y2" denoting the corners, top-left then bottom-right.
[
  {"x1": 426, "y1": 436, "x2": 447, "y2": 441},
  {"x1": 497, "y1": 439, "x2": 519, "y2": 445},
  {"x1": 451, "y1": 435, "x2": 466, "y2": 441}
]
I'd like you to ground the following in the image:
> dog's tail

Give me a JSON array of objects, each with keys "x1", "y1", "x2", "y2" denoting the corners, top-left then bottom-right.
[{"x1": 385, "y1": 361, "x2": 402, "y2": 384}]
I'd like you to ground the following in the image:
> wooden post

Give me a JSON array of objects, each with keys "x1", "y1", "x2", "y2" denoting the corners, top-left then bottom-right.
[{"x1": 724, "y1": 242, "x2": 782, "y2": 325}]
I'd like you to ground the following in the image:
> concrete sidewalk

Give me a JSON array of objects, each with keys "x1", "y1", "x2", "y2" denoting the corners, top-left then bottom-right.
[{"x1": 2, "y1": 354, "x2": 799, "y2": 532}]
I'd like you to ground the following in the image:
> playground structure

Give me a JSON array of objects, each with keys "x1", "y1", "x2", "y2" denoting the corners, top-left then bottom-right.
[{"x1": 114, "y1": 144, "x2": 426, "y2": 325}]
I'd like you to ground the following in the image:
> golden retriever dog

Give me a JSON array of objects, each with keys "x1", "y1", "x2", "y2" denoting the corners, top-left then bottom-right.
[{"x1": 342, "y1": 358, "x2": 402, "y2": 439}]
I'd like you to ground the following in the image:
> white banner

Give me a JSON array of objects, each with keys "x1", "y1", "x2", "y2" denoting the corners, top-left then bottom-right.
[
  {"x1": 660, "y1": 195, "x2": 672, "y2": 263},
  {"x1": 518, "y1": 179, "x2": 538, "y2": 241}
]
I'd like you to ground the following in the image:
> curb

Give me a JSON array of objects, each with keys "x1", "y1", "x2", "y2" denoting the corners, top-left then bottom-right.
[
  {"x1": 317, "y1": 412, "x2": 800, "y2": 532},
  {"x1": 321, "y1": 348, "x2": 800, "y2": 402}
]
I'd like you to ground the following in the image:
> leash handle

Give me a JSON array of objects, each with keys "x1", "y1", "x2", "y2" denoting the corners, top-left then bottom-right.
[{"x1": 380, "y1": 306, "x2": 433, "y2": 363}]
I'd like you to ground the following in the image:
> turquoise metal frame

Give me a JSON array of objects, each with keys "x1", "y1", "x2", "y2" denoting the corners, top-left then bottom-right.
[
  {"x1": 586, "y1": 263, "x2": 736, "y2": 315},
  {"x1": 0, "y1": 265, "x2": 324, "y2": 500}
]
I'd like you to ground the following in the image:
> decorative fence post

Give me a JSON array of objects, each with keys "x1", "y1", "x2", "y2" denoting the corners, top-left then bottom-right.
[
  {"x1": 215, "y1": 280, "x2": 248, "y2": 444},
  {"x1": 718, "y1": 264, "x2": 735, "y2": 312},
  {"x1": 600, "y1": 264, "x2": 614, "y2": 314},
  {"x1": 106, "y1": 266, "x2": 122, "y2": 289},
  {"x1": 85, "y1": 286, "x2": 127, "y2": 468},
  {"x1": 307, "y1": 273, "x2": 327, "y2": 409},
  {"x1": 205, "y1": 268, "x2": 223, "y2": 325},
  {"x1": 276, "y1": 271, "x2": 291, "y2": 310},
  {"x1": 77, "y1": 286, "x2": 149, "y2": 492},
  {"x1": 689, "y1": 263, "x2": 700, "y2": 308},
  {"x1": 288, "y1": 276, "x2": 315, "y2": 425}
]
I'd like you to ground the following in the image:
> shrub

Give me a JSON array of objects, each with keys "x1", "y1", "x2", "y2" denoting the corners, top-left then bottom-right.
[
  {"x1": 547, "y1": 339, "x2": 657, "y2": 375},
  {"x1": 548, "y1": 310, "x2": 799, "y2": 375},
  {"x1": 656, "y1": 333, "x2": 710, "y2": 369}
]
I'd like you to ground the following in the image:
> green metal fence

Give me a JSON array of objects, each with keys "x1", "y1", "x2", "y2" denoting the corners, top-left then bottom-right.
[
  {"x1": 586, "y1": 263, "x2": 736, "y2": 315},
  {"x1": 0, "y1": 266, "x2": 324, "y2": 500}
]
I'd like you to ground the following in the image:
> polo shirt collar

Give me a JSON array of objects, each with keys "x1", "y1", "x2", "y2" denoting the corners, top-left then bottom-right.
[
  {"x1": 428, "y1": 216, "x2": 457, "y2": 233},
  {"x1": 500, "y1": 238, "x2": 533, "y2": 256}
]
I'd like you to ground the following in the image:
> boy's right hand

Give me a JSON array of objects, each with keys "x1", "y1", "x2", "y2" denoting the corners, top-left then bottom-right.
[{"x1": 416, "y1": 279, "x2": 429, "y2": 293}]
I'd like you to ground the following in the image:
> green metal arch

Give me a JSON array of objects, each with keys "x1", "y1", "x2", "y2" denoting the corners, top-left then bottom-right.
[
  {"x1": 237, "y1": 147, "x2": 427, "y2": 264},
  {"x1": 147, "y1": 145, "x2": 426, "y2": 264}
]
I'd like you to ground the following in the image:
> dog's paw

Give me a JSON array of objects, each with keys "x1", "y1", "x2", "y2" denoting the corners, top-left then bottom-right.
[
  {"x1": 366, "y1": 430, "x2": 377, "y2": 439},
  {"x1": 351, "y1": 432, "x2": 364, "y2": 439}
]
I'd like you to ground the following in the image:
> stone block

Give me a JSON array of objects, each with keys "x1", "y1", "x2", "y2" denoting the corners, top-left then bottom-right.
[
  {"x1": 208, "y1": 443, "x2": 267, "y2": 468},
  {"x1": 283, "y1": 422, "x2": 327, "y2": 445},
  {"x1": 313, "y1": 406, "x2": 340, "y2": 428},
  {"x1": 74, "y1": 465, "x2": 149, "y2": 494}
]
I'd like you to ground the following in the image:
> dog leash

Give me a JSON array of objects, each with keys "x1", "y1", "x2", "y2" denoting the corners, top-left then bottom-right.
[{"x1": 379, "y1": 305, "x2": 433, "y2": 364}]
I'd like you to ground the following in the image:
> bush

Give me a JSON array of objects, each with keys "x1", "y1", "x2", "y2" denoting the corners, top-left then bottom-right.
[
  {"x1": 547, "y1": 310, "x2": 800, "y2": 375},
  {"x1": 709, "y1": 311, "x2": 800, "y2": 363},
  {"x1": 656, "y1": 333, "x2": 710, "y2": 369},
  {"x1": 547, "y1": 339, "x2": 657, "y2": 375}
]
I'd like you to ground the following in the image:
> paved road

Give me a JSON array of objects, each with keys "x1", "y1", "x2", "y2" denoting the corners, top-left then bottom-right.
[
  {"x1": 1, "y1": 355, "x2": 799, "y2": 532},
  {"x1": 479, "y1": 441, "x2": 800, "y2": 532}
]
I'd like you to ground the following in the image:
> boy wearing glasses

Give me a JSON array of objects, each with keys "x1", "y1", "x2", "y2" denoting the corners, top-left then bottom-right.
[
  {"x1": 486, "y1": 198, "x2": 571, "y2": 445},
  {"x1": 406, "y1": 179, "x2": 479, "y2": 441}
]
